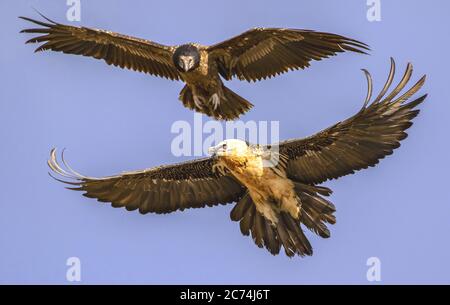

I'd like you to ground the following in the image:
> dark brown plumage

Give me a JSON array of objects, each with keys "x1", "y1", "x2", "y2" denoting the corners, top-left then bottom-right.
[
  {"x1": 21, "y1": 14, "x2": 369, "y2": 120},
  {"x1": 49, "y1": 59, "x2": 426, "y2": 257}
]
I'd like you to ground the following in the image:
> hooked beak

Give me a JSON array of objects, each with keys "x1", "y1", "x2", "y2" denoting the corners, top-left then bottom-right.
[
  {"x1": 182, "y1": 58, "x2": 192, "y2": 72},
  {"x1": 208, "y1": 146, "x2": 217, "y2": 157}
]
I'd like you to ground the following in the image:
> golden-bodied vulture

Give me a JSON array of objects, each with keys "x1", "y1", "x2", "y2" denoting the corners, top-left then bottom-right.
[
  {"x1": 48, "y1": 59, "x2": 426, "y2": 257},
  {"x1": 21, "y1": 14, "x2": 369, "y2": 120}
]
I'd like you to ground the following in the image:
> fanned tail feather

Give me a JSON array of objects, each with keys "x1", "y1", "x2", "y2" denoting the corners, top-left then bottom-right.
[
  {"x1": 179, "y1": 84, "x2": 253, "y2": 120},
  {"x1": 230, "y1": 184, "x2": 335, "y2": 257}
]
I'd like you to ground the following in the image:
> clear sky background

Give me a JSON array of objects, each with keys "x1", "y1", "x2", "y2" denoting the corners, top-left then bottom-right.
[{"x1": 1, "y1": 0, "x2": 449, "y2": 284}]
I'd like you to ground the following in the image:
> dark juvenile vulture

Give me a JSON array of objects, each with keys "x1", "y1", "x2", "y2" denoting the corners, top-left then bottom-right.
[
  {"x1": 21, "y1": 14, "x2": 369, "y2": 120},
  {"x1": 49, "y1": 59, "x2": 426, "y2": 257}
]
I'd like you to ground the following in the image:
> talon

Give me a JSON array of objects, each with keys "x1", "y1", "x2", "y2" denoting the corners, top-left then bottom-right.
[
  {"x1": 210, "y1": 93, "x2": 220, "y2": 110},
  {"x1": 193, "y1": 95, "x2": 204, "y2": 109}
]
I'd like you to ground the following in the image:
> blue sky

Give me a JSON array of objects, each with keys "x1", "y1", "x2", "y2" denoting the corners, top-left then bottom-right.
[{"x1": 1, "y1": 0, "x2": 449, "y2": 284}]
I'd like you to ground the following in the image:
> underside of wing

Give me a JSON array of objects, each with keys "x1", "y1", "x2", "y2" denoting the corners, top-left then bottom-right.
[
  {"x1": 279, "y1": 58, "x2": 427, "y2": 184},
  {"x1": 48, "y1": 149, "x2": 245, "y2": 214},
  {"x1": 20, "y1": 15, "x2": 181, "y2": 80},
  {"x1": 208, "y1": 27, "x2": 369, "y2": 82}
]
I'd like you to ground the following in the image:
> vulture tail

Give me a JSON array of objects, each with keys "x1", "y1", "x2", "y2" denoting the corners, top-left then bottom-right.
[
  {"x1": 178, "y1": 84, "x2": 253, "y2": 120},
  {"x1": 230, "y1": 186, "x2": 335, "y2": 257},
  {"x1": 293, "y1": 182, "x2": 336, "y2": 239}
]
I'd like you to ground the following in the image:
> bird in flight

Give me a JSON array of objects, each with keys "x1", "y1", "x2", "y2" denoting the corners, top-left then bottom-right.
[
  {"x1": 21, "y1": 14, "x2": 369, "y2": 120},
  {"x1": 48, "y1": 59, "x2": 425, "y2": 257}
]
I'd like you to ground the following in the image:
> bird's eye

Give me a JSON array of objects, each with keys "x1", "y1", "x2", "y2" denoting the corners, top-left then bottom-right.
[{"x1": 222, "y1": 143, "x2": 227, "y2": 149}]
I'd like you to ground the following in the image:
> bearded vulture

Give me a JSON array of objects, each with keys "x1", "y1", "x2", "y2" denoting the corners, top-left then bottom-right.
[
  {"x1": 48, "y1": 59, "x2": 426, "y2": 257},
  {"x1": 20, "y1": 14, "x2": 368, "y2": 120}
]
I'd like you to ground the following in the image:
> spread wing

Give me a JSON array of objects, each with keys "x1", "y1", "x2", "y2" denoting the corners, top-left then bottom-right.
[
  {"x1": 279, "y1": 58, "x2": 426, "y2": 184},
  {"x1": 20, "y1": 15, "x2": 181, "y2": 80},
  {"x1": 48, "y1": 149, "x2": 245, "y2": 214},
  {"x1": 208, "y1": 27, "x2": 369, "y2": 82}
]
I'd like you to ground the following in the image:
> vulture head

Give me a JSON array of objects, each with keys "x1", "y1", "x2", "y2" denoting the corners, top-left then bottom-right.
[
  {"x1": 208, "y1": 139, "x2": 250, "y2": 159},
  {"x1": 173, "y1": 44, "x2": 200, "y2": 72}
]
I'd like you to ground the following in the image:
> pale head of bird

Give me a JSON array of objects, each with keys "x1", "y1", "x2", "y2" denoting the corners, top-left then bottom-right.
[
  {"x1": 208, "y1": 139, "x2": 250, "y2": 160},
  {"x1": 173, "y1": 44, "x2": 200, "y2": 72}
]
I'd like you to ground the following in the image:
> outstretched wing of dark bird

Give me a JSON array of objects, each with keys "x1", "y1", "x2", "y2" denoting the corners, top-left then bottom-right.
[
  {"x1": 208, "y1": 27, "x2": 370, "y2": 82},
  {"x1": 20, "y1": 16, "x2": 181, "y2": 80},
  {"x1": 48, "y1": 149, "x2": 245, "y2": 214},
  {"x1": 278, "y1": 58, "x2": 426, "y2": 184}
]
